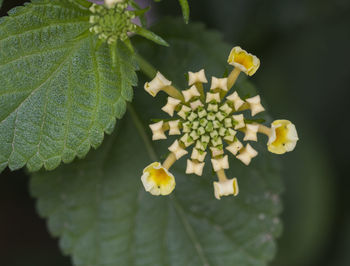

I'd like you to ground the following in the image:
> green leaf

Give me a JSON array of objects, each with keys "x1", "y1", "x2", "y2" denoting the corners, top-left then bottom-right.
[
  {"x1": 31, "y1": 19, "x2": 283, "y2": 266},
  {"x1": 179, "y1": 0, "x2": 190, "y2": 24},
  {"x1": 0, "y1": 0, "x2": 137, "y2": 173},
  {"x1": 134, "y1": 25, "x2": 169, "y2": 47},
  {"x1": 0, "y1": 0, "x2": 3, "y2": 9}
]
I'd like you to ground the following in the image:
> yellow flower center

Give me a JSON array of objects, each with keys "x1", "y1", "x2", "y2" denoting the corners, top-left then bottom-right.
[
  {"x1": 148, "y1": 167, "x2": 173, "y2": 187},
  {"x1": 234, "y1": 52, "x2": 254, "y2": 70},
  {"x1": 271, "y1": 125, "x2": 288, "y2": 147}
]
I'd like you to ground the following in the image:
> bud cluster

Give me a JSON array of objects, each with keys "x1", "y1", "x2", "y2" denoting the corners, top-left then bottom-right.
[{"x1": 89, "y1": 1, "x2": 136, "y2": 44}]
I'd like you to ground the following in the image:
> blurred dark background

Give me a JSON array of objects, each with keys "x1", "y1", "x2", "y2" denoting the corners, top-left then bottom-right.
[{"x1": 1, "y1": 0, "x2": 349, "y2": 265}]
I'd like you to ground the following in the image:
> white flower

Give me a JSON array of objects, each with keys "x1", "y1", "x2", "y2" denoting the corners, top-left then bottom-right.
[
  {"x1": 141, "y1": 162, "x2": 175, "y2": 196},
  {"x1": 168, "y1": 140, "x2": 188, "y2": 159},
  {"x1": 236, "y1": 144, "x2": 258, "y2": 165},
  {"x1": 186, "y1": 160, "x2": 205, "y2": 176},
  {"x1": 213, "y1": 178, "x2": 239, "y2": 199},
  {"x1": 206, "y1": 92, "x2": 221, "y2": 103},
  {"x1": 161, "y1": 97, "x2": 181, "y2": 116},
  {"x1": 191, "y1": 148, "x2": 207, "y2": 162},
  {"x1": 149, "y1": 121, "x2": 166, "y2": 140},
  {"x1": 188, "y1": 69, "x2": 208, "y2": 86},
  {"x1": 211, "y1": 155, "x2": 229, "y2": 172},
  {"x1": 268, "y1": 120, "x2": 299, "y2": 154},
  {"x1": 243, "y1": 124, "x2": 259, "y2": 141},
  {"x1": 246, "y1": 95, "x2": 265, "y2": 116},
  {"x1": 226, "y1": 139, "x2": 243, "y2": 155},
  {"x1": 226, "y1": 91, "x2": 245, "y2": 110},
  {"x1": 182, "y1": 85, "x2": 201, "y2": 102},
  {"x1": 232, "y1": 114, "x2": 245, "y2": 129},
  {"x1": 168, "y1": 120, "x2": 181, "y2": 135},
  {"x1": 210, "y1": 77, "x2": 228, "y2": 91},
  {"x1": 227, "y1": 46, "x2": 260, "y2": 76},
  {"x1": 144, "y1": 72, "x2": 172, "y2": 97}
]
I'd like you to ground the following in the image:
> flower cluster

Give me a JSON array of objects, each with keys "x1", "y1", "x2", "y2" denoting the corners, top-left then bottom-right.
[
  {"x1": 141, "y1": 46, "x2": 299, "y2": 200},
  {"x1": 89, "y1": 0, "x2": 136, "y2": 44}
]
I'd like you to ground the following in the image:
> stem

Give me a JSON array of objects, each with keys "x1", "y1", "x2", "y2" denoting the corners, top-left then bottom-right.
[
  {"x1": 163, "y1": 153, "x2": 177, "y2": 170},
  {"x1": 135, "y1": 53, "x2": 157, "y2": 79},
  {"x1": 127, "y1": 103, "x2": 158, "y2": 161},
  {"x1": 162, "y1": 86, "x2": 185, "y2": 101},
  {"x1": 258, "y1": 124, "x2": 272, "y2": 136},
  {"x1": 227, "y1": 68, "x2": 241, "y2": 90},
  {"x1": 75, "y1": 0, "x2": 93, "y2": 8},
  {"x1": 216, "y1": 169, "x2": 228, "y2": 182},
  {"x1": 195, "y1": 83, "x2": 206, "y2": 103}
]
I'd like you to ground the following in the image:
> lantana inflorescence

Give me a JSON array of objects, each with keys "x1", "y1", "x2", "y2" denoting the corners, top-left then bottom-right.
[
  {"x1": 141, "y1": 46, "x2": 299, "y2": 200},
  {"x1": 89, "y1": 0, "x2": 136, "y2": 44}
]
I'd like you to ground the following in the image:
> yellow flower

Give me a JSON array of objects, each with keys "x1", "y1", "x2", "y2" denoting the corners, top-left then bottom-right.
[
  {"x1": 228, "y1": 46, "x2": 260, "y2": 76},
  {"x1": 268, "y1": 120, "x2": 299, "y2": 154},
  {"x1": 141, "y1": 162, "x2": 176, "y2": 196}
]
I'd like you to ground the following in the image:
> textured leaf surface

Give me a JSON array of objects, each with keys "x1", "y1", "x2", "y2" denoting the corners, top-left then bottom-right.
[
  {"x1": 0, "y1": 0, "x2": 137, "y2": 173},
  {"x1": 31, "y1": 19, "x2": 283, "y2": 266}
]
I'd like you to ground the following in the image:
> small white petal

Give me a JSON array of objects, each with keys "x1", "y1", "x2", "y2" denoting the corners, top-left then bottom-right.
[
  {"x1": 191, "y1": 148, "x2": 207, "y2": 162},
  {"x1": 246, "y1": 95, "x2": 265, "y2": 116},
  {"x1": 182, "y1": 85, "x2": 201, "y2": 102},
  {"x1": 161, "y1": 97, "x2": 181, "y2": 116},
  {"x1": 210, "y1": 77, "x2": 228, "y2": 91},
  {"x1": 243, "y1": 124, "x2": 259, "y2": 142},
  {"x1": 188, "y1": 69, "x2": 208, "y2": 86},
  {"x1": 236, "y1": 144, "x2": 258, "y2": 165},
  {"x1": 206, "y1": 92, "x2": 221, "y2": 103},
  {"x1": 168, "y1": 140, "x2": 188, "y2": 159},
  {"x1": 232, "y1": 114, "x2": 245, "y2": 129},
  {"x1": 226, "y1": 91, "x2": 245, "y2": 110},
  {"x1": 168, "y1": 120, "x2": 181, "y2": 135},
  {"x1": 144, "y1": 72, "x2": 171, "y2": 97},
  {"x1": 149, "y1": 121, "x2": 166, "y2": 140},
  {"x1": 211, "y1": 155, "x2": 229, "y2": 172},
  {"x1": 186, "y1": 159, "x2": 205, "y2": 176},
  {"x1": 226, "y1": 139, "x2": 243, "y2": 155}
]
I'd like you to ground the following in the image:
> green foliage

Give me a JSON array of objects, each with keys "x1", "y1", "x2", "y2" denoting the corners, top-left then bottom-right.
[
  {"x1": 0, "y1": 0, "x2": 3, "y2": 9},
  {"x1": 31, "y1": 19, "x2": 283, "y2": 266},
  {"x1": 179, "y1": 0, "x2": 190, "y2": 24},
  {"x1": 134, "y1": 25, "x2": 169, "y2": 47},
  {"x1": 0, "y1": 0, "x2": 137, "y2": 173}
]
